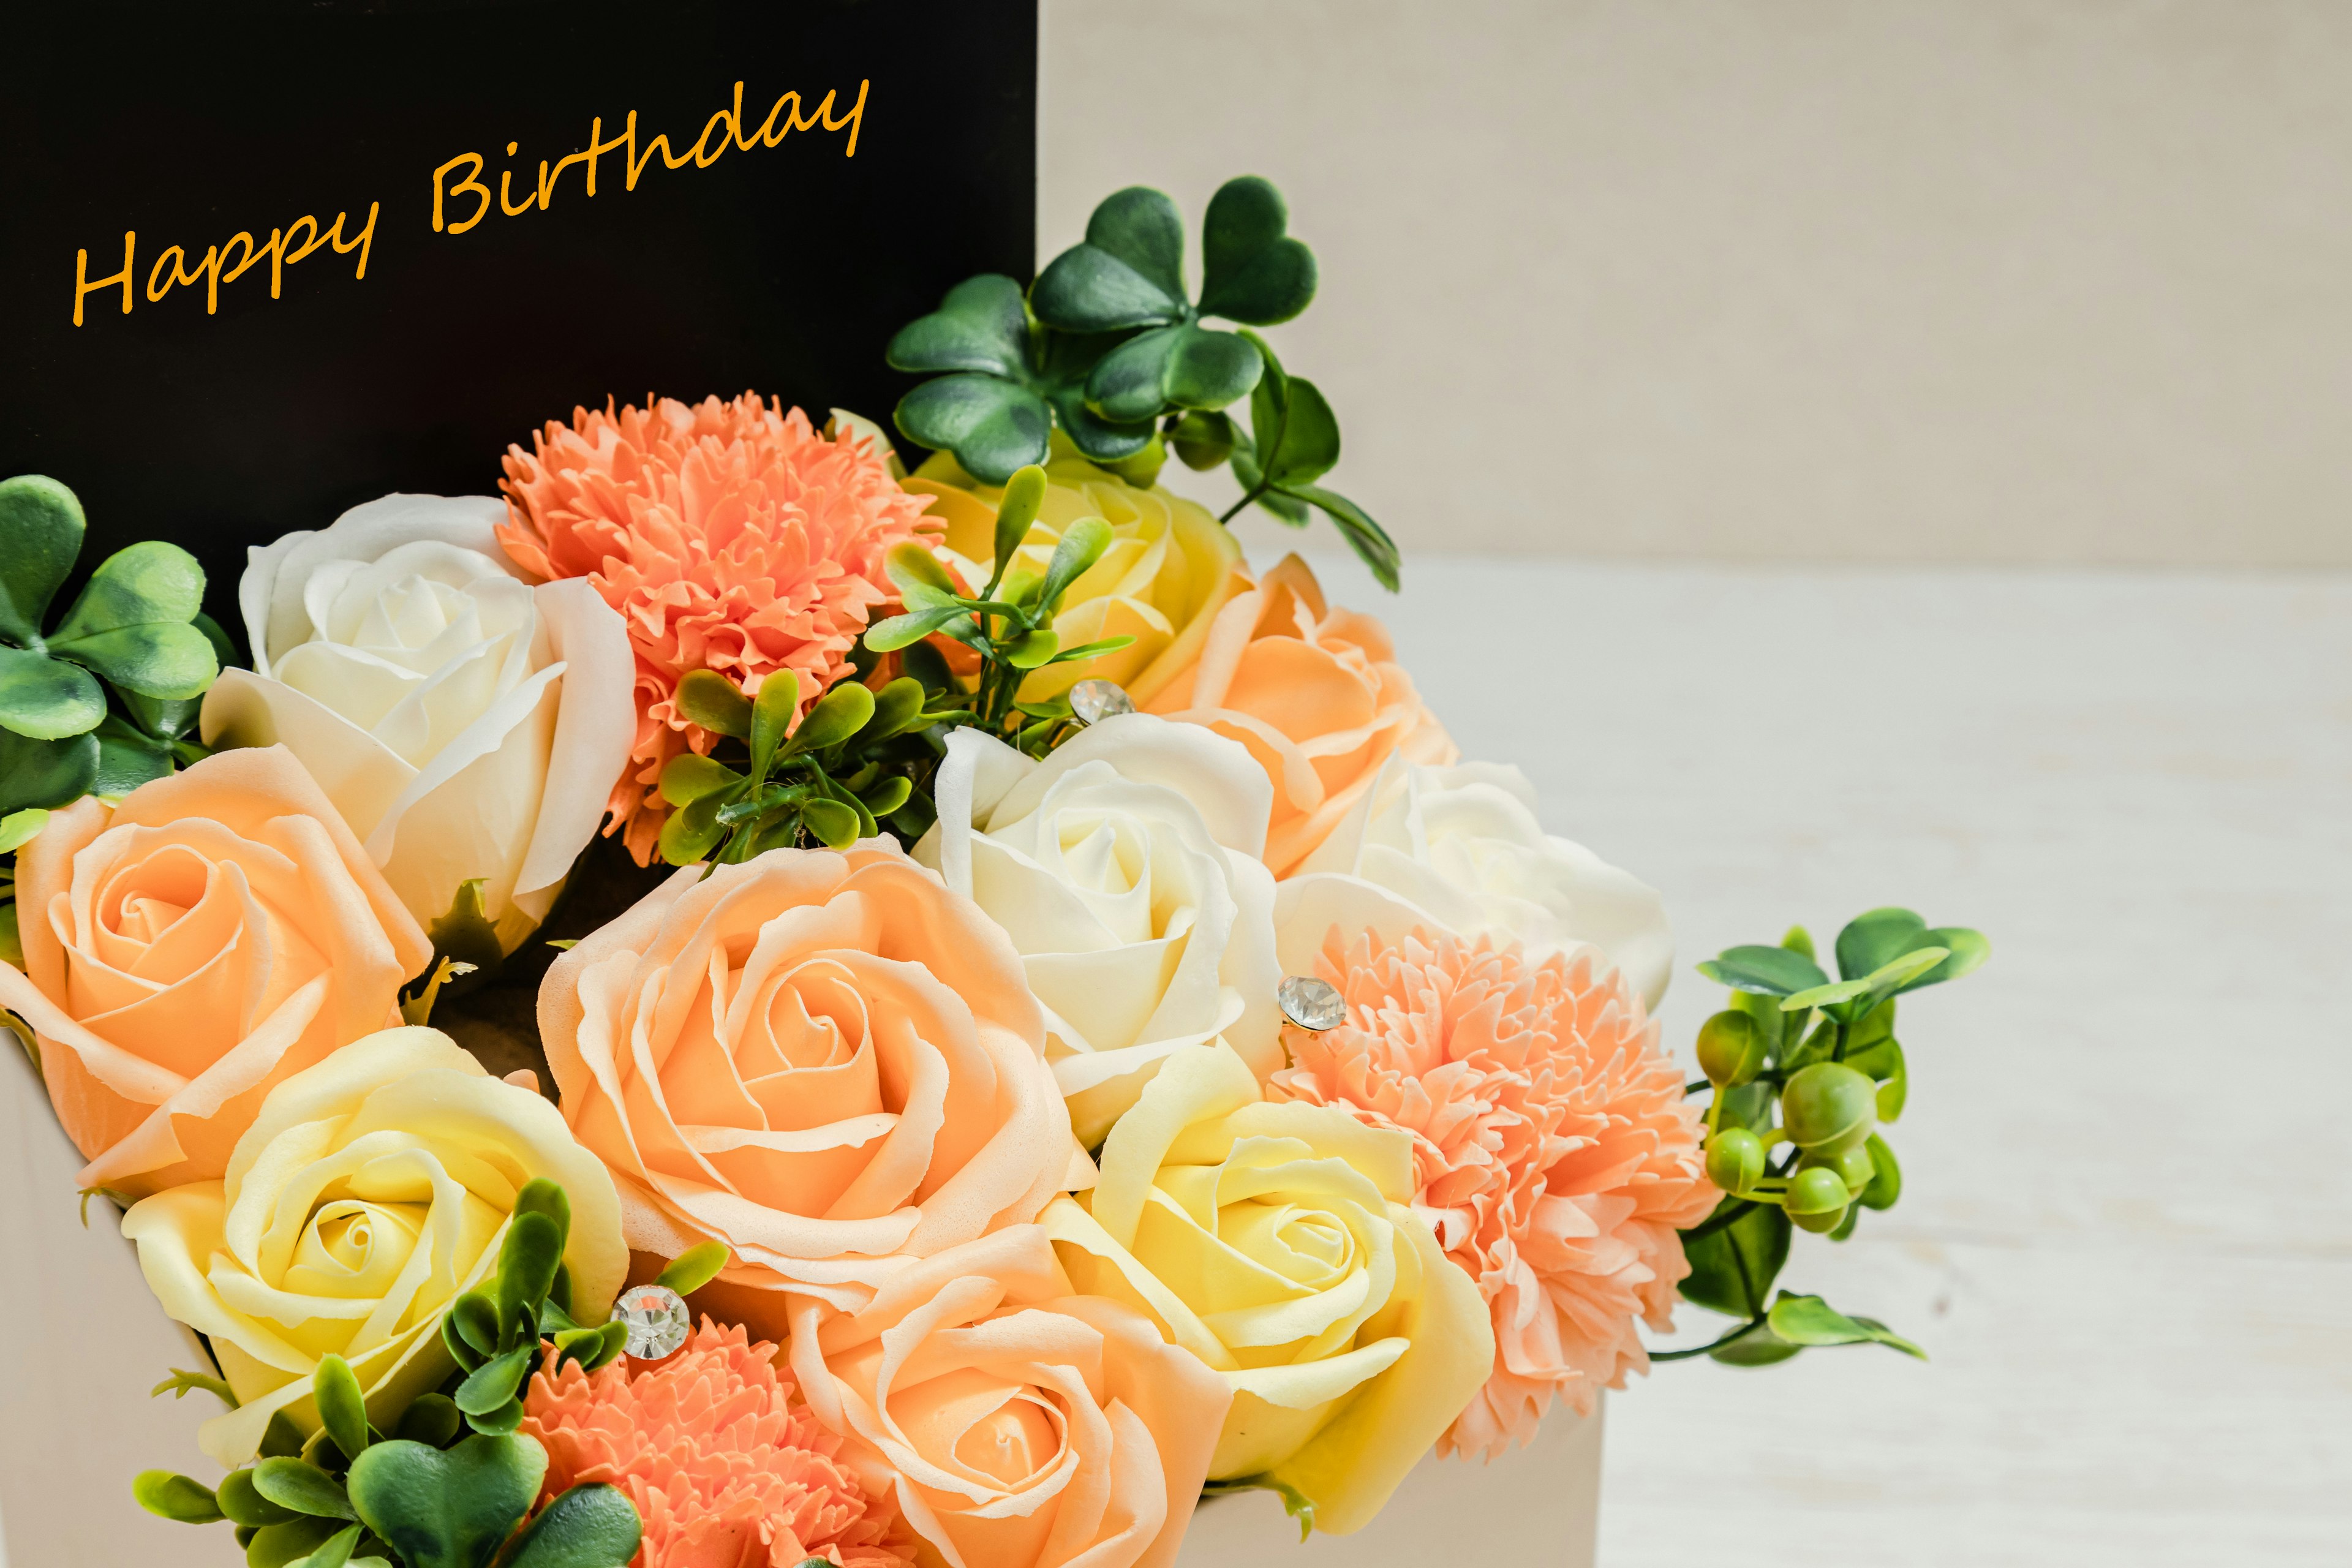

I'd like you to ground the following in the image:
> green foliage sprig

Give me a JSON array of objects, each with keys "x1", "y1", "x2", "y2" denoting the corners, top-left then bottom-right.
[
  {"x1": 886, "y1": 178, "x2": 1400, "y2": 590},
  {"x1": 134, "y1": 1178, "x2": 655, "y2": 1568},
  {"x1": 1661, "y1": 907, "x2": 1989, "y2": 1367},
  {"x1": 652, "y1": 665, "x2": 965, "y2": 868},
  {"x1": 0, "y1": 474, "x2": 228, "y2": 834},
  {"x1": 862, "y1": 464, "x2": 1136, "y2": 755}
]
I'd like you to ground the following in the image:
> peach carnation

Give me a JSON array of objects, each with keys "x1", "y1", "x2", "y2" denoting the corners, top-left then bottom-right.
[
  {"x1": 522, "y1": 1317, "x2": 914, "y2": 1568},
  {"x1": 1268, "y1": 924, "x2": 1716, "y2": 1459},
  {"x1": 498, "y1": 394, "x2": 936, "y2": 862}
]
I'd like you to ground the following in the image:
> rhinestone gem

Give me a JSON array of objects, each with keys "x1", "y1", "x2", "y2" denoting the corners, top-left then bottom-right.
[
  {"x1": 1277, "y1": 975, "x2": 1346, "y2": 1031},
  {"x1": 1068, "y1": 679, "x2": 1135, "y2": 725},
  {"x1": 609, "y1": 1282, "x2": 691, "y2": 1360}
]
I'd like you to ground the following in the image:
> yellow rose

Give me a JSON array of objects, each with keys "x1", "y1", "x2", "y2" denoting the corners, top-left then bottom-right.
[
  {"x1": 906, "y1": 435, "x2": 1251, "y2": 707},
  {"x1": 119, "y1": 1027, "x2": 627, "y2": 1467},
  {"x1": 1044, "y1": 1043, "x2": 1492, "y2": 1535}
]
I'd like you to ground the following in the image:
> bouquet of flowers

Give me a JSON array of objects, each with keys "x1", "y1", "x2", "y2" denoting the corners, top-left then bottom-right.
[{"x1": 0, "y1": 177, "x2": 1985, "y2": 1568}]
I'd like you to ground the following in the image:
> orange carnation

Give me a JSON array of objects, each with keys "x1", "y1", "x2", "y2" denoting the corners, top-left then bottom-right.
[
  {"x1": 1269, "y1": 921, "x2": 1716, "y2": 1459},
  {"x1": 497, "y1": 394, "x2": 936, "y2": 862},
  {"x1": 522, "y1": 1317, "x2": 914, "y2": 1568},
  {"x1": 1143, "y1": 555, "x2": 1452, "y2": 876}
]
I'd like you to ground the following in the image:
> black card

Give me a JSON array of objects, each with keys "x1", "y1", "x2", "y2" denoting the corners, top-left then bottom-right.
[{"x1": 0, "y1": 0, "x2": 1036, "y2": 625}]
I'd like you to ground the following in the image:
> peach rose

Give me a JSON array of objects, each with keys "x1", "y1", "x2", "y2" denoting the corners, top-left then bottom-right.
[
  {"x1": 786, "y1": 1226, "x2": 1230, "y2": 1568},
  {"x1": 1143, "y1": 556, "x2": 1453, "y2": 876},
  {"x1": 538, "y1": 842, "x2": 1080, "y2": 1323},
  {"x1": 0, "y1": 747, "x2": 431, "y2": 1197}
]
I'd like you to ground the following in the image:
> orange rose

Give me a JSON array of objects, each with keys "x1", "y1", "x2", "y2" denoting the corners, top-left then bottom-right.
[
  {"x1": 0, "y1": 747, "x2": 431, "y2": 1197},
  {"x1": 1144, "y1": 556, "x2": 1454, "y2": 876},
  {"x1": 538, "y1": 843, "x2": 1080, "y2": 1324},
  {"x1": 786, "y1": 1226, "x2": 1229, "y2": 1568}
]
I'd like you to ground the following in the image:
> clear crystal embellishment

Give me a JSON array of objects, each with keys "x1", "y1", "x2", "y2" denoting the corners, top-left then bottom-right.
[
  {"x1": 610, "y1": 1282, "x2": 691, "y2": 1360},
  {"x1": 1277, "y1": 975, "x2": 1346, "y2": 1031},
  {"x1": 1069, "y1": 679, "x2": 1134, "y2": 725}
]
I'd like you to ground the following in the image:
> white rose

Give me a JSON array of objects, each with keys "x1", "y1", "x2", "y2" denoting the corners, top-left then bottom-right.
[
  {"x1": 1295, "y1": 753, "x2": 1673, "y2": 1008},
  {"x1": 916, "y1": 712, "x2": 1281, "y2": 1145},
  {"x1": 200, "y1": 495, "x2": 635, "y2": 952}
]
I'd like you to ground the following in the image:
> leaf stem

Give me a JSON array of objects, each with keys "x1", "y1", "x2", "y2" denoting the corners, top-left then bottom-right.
[
  {"x1": 1218, "y1": 481, "x2": 1270, "y2": 525},
  {"x1": 1652, "y1": 1314, "x2": 1770, "y2": 1363}
]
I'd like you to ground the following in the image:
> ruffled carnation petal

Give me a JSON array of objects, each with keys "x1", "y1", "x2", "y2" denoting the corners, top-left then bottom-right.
[
  {"x1": 1267, "y1": 923, "x2": 1716, "y2": 1459},
  {"x1": 499, "y1": 395, "x2": 936, "y2": 862}
]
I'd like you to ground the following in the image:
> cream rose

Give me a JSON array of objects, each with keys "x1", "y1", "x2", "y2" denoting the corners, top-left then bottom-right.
[
  {"x1": 914, "y1": 713, "x2": 1280, "y2": 1147},
  {"x1": 1044, "y1": 1044, "x2": 1493, "y2": 1536},
  {"x1": 1295, "y1": 754, "x2": 1674, "y2": 1009},
  {"x1": 0, "y1": 747, "x2": 431, "y2": 1197},
  {"x1": 538, "y1": 842, "x2": 1079, "y2": 1322},
  {"x1": 119, "y1": 1027, "x2": 626, "y2": 1466},
  {"x1": 201, "y1": 493, "x2": 636, "y2": 951},
  {"x1": 787, "y1": 1226, "x2": 1231, "y2": 1568}
]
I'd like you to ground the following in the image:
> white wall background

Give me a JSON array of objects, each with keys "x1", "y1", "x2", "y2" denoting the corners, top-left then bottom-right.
[{"x1": 1041, "y1": 0, "x2": 2352, "y2": 567}]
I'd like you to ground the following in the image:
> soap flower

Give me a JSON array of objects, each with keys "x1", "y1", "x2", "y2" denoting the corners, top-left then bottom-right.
[
  {"x1": 1296, "y1": 754, "x2": 1675, "y2": 1010},
  {"x1": 1268, "y1": 873, "x2": 1716, "y2": 1459},
  {"x1": 497, "y1": 394, "x2": 937, "y2": 863},
  {"x1": 0, "y1": 746, "x2": 431, "y2": 1197},
  {"x1": 785, "y1": 1226, "x2": 1231, "y2": 1568},
  {"x1": 537, "y1": 841, "x2": 1077, "y2": 1325},
  {"x1": 905, "y1": 434, "x2": 1250, "y2": 707},
  {"x1": 524, "y1": 1317, "x2": 915, "y2": 1568},
  {"x1": 914, "y1": 712, "x2": 1281, "y2": 1147},
  {"x1": 1143, "y1": 555, "x2": 1452, "y2": 876},
  {"x1": 120, "y1": 1027, "x2": 627, "y2": 1466},
  {"x1": 203, "y1": 493, "x2": 636, "y2": 951},
  {"x1": 1045, "y1": 1043, "x2": 1493, "y2": 1536}
]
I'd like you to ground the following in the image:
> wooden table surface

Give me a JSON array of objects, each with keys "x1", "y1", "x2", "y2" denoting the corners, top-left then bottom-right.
[{"x1": 1293, "y1": 546, "x2": 2352, "y2": 1566}]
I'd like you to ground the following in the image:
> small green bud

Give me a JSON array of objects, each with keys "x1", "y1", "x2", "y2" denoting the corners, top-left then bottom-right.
[
  {"x1": 1819, "y1": 1141, "x2": 1877, "y2": 1196},
  {"x1": 1695, "y1": 1011, "x2": 1768, "y2": 1087},
  {"x1": 1781, "y1": 1061, "x2": 1877, "y2": 1153},
  {"x1": 1704, "y1": 1127, "x2": 1766, "y2": 1192},
  {"x1": 1786, "y1": 1165, "x2": 1850, "y2": 1232}
]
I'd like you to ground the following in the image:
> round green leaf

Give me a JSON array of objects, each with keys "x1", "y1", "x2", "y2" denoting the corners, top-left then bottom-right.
[
  {"x1": 1259, "y1": 375, "x2": 1339, "y2": 486},
  {"x1": 0, "y1": 646, "x2": 105, "y2": 739},
  {"x1": 395, "y1": 1392, "x2": 463, "y2": 1449},
  {"x1": 52, "y1": 619, "x2": 220, "y2": 700},
  {"x1": 1167, "y1": 410, "x2": 1237, "y2": 471},
  {"x1": 895, "y1": 375, "x2": 1052, "y2": 485},
  {"x1": 0, "y1": 806, "x2": 48, "y2": 854},
  {"x1": 51, "y1": 538, "x2": 205, "y2": 641},
  {"x1": 1005, "y1": 628, "x2": 1060, "y2": 669},
  {"x1": 1032, "y1": 186, "x2": 1188, "y2": 331},
  {"x1": 314, "y1": 1353, "x2": 371, "y2": 1461},
  {"x1": 1199, "y1": 176, "x2": 1319, "y2": 326},
  {"x1": 801, "y1": 797, "x2": 859, "y2": 849},
  {"x1": 218, "y1": 1468, "x2": 301, "y2": 1528},
  {"x1": 249, "y1": 1515, "x2": 344, "y2": 1568},
  {"x1": 1696, "y1": 943, "x2": 1831, "y2": 998},
  {"x1": 94, "y1": 714, "x2": 175, "y2": 796},
  {"x1": 789, "y1": 681, "x2": 876, "y2": 754},
  {"x1": 254, "y1": 1457, "x2": 356, "y2": 1521},
  {"x1": 673, "y1": 669, "x2": 752, "y2": 741},
  {"x1": 132, "y1": 1469, "x2": 223, "y2": 1524},
  {"x1": 655, "y1": 1240, "x2": 731, "y2": 1297},
  {"x1": 1083, "y1": 326, "x2": 1182, "y2": 423},
  {"x1": 658, "y1": 753, "x2": 742, "y2": 809},
  {"x1": 0, "y1": 473, "x2": 86, "y2": 645},
  {"x1": 1707, "y1": 1322, "x2": 1803, "y2": 1367},
  {"x1": 864, "y1": 677, "x2": 927, "y2": 741},
  {"x1": 1048, "y1": 385, "x2": 1155, "y2": 465},
  {"x1": 455, "y1": 1345, "x2": 533, "y2": 1417},
  {"x1": 0, "y1": 725, "x2": 96, "y2": 816},
  {"x1": 884, "y1": 274, "x2": 1032, "y2": 379},
  {"x1": 502, "y1": 1483, "x2": 643, "y2": 1568},
  {"x1": 862, "y1": 605, "x2": 971, "y2": 654},
  {"x1": 347, "y1": 1434, "x2": 546, "y2": 1568},
  {"x1": 495, "y1": 1210, "x2": 565, "y2": 1343}
]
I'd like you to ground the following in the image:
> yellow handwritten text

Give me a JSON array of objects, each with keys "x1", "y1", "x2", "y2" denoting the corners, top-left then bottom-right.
[
  {"x1": 72, "y1": 203, "x2": 379, "y2": 327},
  {"x1": 431, "y1": 78, "x2": 869, "y2": 235}
]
